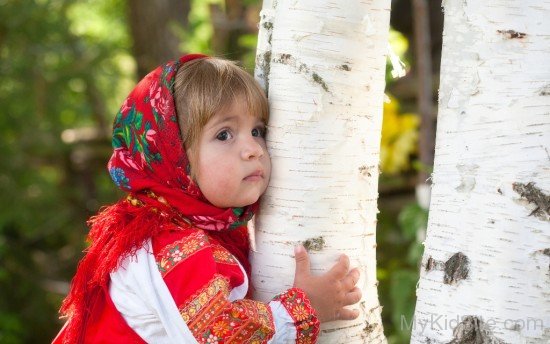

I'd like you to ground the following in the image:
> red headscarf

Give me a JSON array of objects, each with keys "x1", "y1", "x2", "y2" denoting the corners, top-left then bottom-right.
[{"x1": 59, "y1": 54, "x2": 258, "y2": 341}]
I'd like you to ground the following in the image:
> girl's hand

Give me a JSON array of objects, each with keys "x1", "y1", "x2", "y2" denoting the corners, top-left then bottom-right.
[{"x1": 292, "y1": 245, "x2": 362, "y2": 323}]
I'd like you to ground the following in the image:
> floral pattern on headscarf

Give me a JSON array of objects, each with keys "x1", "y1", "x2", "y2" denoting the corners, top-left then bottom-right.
[{"x1": 107, "y1": 54, "x2": 257, "y2": 231}]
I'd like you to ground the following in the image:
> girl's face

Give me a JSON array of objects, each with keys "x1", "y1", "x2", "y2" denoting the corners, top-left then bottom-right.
[{"x1": 189, "y1": 97, "x2": 271, "y2": 208}]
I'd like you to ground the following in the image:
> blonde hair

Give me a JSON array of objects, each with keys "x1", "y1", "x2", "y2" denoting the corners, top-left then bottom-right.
[{"x1": 174, "y1": 57, "x2": 269, "y2": 159}]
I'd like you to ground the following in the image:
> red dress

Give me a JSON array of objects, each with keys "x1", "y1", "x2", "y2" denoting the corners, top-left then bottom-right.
[
  {"x1": 54, "y1": 54, "x2": 320, "y2": 343},
  {"x1": 53, "y1": 223, "x2": 320, "y2": 343}
]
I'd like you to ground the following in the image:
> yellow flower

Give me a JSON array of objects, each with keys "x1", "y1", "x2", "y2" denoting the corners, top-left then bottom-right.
[
  {"x1": 231, "y1": 309, "x2": 241, "y2": 318},
  {"x1": 292, "y1": 305, "x2": 309, "y2": 321},
  {"x1": 181, "y1": 239, "x2": 199, "y2": 253},
  {"x1": 199, "y1": 293, "x2": 209, "y2": 305},
  {"x1": 212, "y1": 321, "x2": 230, "y2": 337},
  {"x1": 381, "y1": 96, "x2": 419, "y2": 175}
]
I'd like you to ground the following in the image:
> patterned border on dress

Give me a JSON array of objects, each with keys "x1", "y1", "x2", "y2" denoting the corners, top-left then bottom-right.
[
  {"x1": 155, "y1": 230, "x2": 210, "y2": 276},
  {"x1": 273, "y1": 288, "x2": 320, "y2": 344},
  {"x1": 211, "y1": 245, "x2": 239, "y2": 266}
]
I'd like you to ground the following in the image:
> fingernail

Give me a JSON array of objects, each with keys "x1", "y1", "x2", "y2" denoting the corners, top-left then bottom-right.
[{"x1": 295, "y1": 245, "x2": 304, "y2": 254}]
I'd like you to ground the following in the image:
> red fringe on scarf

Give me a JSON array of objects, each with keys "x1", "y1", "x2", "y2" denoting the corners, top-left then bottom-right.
[
  {"x1": 58, "y1": 197, "x2": 174, "y2": 343},
  {"x1": 59, "y1": 194, "x2": 253, "y2": 343}
]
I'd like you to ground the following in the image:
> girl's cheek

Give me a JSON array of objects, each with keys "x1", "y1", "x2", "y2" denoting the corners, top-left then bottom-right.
[{"x1": 264, "y1": 154, "x2": 272, "y2": 173}]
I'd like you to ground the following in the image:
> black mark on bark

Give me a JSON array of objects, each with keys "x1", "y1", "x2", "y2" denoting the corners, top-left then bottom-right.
[
  {"x1": 448, "y1": 316, "x2": 505, "y2": 344},
  {"x1": 363, "y1": 322, "x2": 377, "y2": 333},
  {"x1": 260, "y1": 51, "x2": 272, "y2": 97},
  {"x1": 539, "y1": 85, "x2": 550, "y2": 96},
  {"x1": 497, "y1": 29, "x2": 526, "y2": 39},
  {"x1": 358, "y1": 165, "x2": 373, "y2": 177},
  {"x1": 444, "y1": 252, "x2": 470, "y2": 285},
  {"x1": 338, "y1": 64, "x2": 351, "y2": 71},
  {"x1": 262, "y1": 21, "x2": 273, "y2": 31},
  {"x1": 512, "y1": 182, "x2": 550, "y2": 221},
  {"x1": 272, "y1": 53, "x2": 330, "y2": 93},
  {"x1": 426, "y1": 257, "x2": 437, "y2": 272},
  {"x1": 257, "y1": 15, "x2": 274, "y2": 97},
  {"x1": 303, "y1": 236, "x2": 325, "y2": 251},
  {"x1": 322, "y1": 325, "x2": 350, "y2": 333},
  {"x1": 536, "y1": 248, "x2": 550, "y2": 271},
  {"x1": 312, "y1": 73, "x2": 329, "y2": 92},
  {"x1": 425, "y1": 256, "x2": 447, "y2": 273},
  {"x1": 274, "y1": 53, "x2": 292, "y2": 63}
]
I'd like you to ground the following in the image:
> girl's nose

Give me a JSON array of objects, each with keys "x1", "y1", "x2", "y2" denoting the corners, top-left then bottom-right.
[{"x1": 241, "y1": 136, "x2": 264, "y2": 160}]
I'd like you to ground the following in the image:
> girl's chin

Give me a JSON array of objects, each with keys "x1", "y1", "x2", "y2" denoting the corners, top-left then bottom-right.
[
  {"x1": 231, "y1": 195, "x2": 262, "y2": 208},
  {"x1": 210, "y1": 195, "x2": 261, "y2": 209}
]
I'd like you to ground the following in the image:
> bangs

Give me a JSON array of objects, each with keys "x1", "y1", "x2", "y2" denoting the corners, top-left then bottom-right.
[{"x1": 174, "y1": 58, "x2": 269, "y2": 150}]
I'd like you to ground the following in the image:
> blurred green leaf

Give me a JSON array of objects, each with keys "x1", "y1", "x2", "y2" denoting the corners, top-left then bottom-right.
[
  {"x1": 390, "y1": 270, "x2": 418, "y2": 339},
  {"x1": 398, "y1": 202, "x2": 428, "y2": 241},
  {"x1": 407, "y1": 242, "x2": 425, "y2": 266}
]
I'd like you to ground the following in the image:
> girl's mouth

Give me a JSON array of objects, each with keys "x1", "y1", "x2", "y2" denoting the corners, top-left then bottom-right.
[{"x1": 244, "y1": 170, "x2": 263, "y2": 181}]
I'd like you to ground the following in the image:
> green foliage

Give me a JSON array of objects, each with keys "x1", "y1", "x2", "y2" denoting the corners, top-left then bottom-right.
[
  {"x1": 378, "y1": 199, "x2": 428, "y2": 344},
  {"x1": 175, "y1": 0, "x2": 260, "y2": 73},
  {"x1": 238, "y1": 33, "x2": 259, "y2": 72},
  {"x1": 390, "y1": 270, "x2": 418, "y2": 341},
  {"x1": 0, "y1": 1, "x2": 424, "y2": 343},
  {"x1": 0, "y1": 0, "x2": 131, "y2": 342},
  {"x1": 378, "y1": 30, "x2": 424, "y2": 343},
  {"x1": 399, "y1": 202, "x2": 428, "y2": 242},
  {"x1": 177, "y1": 0, "x2": 224, "y2": 55}
]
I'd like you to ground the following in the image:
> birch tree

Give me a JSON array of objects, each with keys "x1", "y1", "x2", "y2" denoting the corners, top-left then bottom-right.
[
  {"x1": 412, "y1": 1, "x2": 550, "y2": 343},
  {"x1": 251, "y1": 0, "x2": 390, "y2": 342}
]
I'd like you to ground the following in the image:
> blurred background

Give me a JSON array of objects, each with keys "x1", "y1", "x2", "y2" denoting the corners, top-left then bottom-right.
[{"x1": 0, "y1": 0, "x2": 443, "y2": 342}]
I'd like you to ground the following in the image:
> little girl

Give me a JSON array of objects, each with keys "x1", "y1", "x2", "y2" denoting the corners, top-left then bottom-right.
[{"x1": 54, "y1": 54, "x2": 362, "y2": 343}]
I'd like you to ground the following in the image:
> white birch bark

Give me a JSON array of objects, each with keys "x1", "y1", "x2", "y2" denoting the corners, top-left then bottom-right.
[
  {"x1": 251, "y1": 0, "x2": 390, "y2": 342},
  {"x1": 411, "y1": 1, "x2": 550, "y2": 343}
]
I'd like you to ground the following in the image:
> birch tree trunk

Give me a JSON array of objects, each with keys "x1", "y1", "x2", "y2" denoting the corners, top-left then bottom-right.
[
  {"x1": 412, "y1": 1, "x2": 550, "y2": 343},
  {"x1": 251, "y1": 0, "x2": 390, "y2": 342}
]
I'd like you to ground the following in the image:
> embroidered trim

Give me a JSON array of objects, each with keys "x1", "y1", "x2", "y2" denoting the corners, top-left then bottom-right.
[
  {"x1": 180, "y1": 275, "x2": 231, "y2": 325},
  {"x1": 195, "y1": 299, "x2": 274, "y2": 344},
  {"x1": 156, "y1": 231, "x2": 209, "y2": 276},
  {"x1": 179, "y1": 275, "x2": 275, "y2": 343},
  {"x1": 126, "y1": 191, "x2": 194, "y2": 227},
  {"x1": 224, "y1": 300, "x2": 274, "y2": 343},
  {"x1": 274, "y1": 288, "x2": 320, "y2": 344},
  {"x1": 211, "y1": 245, "x2": 238, "y2": 266}
]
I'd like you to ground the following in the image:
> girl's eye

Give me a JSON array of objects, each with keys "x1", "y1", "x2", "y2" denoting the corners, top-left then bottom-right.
[
  {"x1": 216, "y1": 130, "x2": 232, "y2": 141},
  {"x1": 252, "y1": 126, "x2": 266, "y2": 138}
]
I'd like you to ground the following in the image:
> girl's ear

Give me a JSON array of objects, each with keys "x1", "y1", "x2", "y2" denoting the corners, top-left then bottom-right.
[{"x1": 185, "y1": 146, "x2": 198, "y2": 182}]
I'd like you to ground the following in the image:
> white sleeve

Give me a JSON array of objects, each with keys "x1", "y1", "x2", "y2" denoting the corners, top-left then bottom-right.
[
  {"x1": 111, "y1": 240, "x2": 298, "y2": 343},
  {"x1": 267, "y1": 300, "x2": 298, "y2": 344},
  {"x1": 227, "y1": 255, "x2": 298, "y2": 343},
  {"x1": 109, "y1": 239, "x2": 198, "y2": 344}
]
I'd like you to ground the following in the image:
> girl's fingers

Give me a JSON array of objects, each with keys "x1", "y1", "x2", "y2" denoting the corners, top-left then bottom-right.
[
  {"x1": 342, "y1": 268, "x2": 360, "y2": 289},
  {"x1": 293, "y1": 245, "x2": 311, "y2": 278},
  {"x1": 343, "y1": 287, "x2": 362, "y2": 306},
  {"x1": 327, "y1": 254, "x2": 350, "y2": 279},
  {"x1": 336, "y1": 308, "x2": 360, "y2": 321}
]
